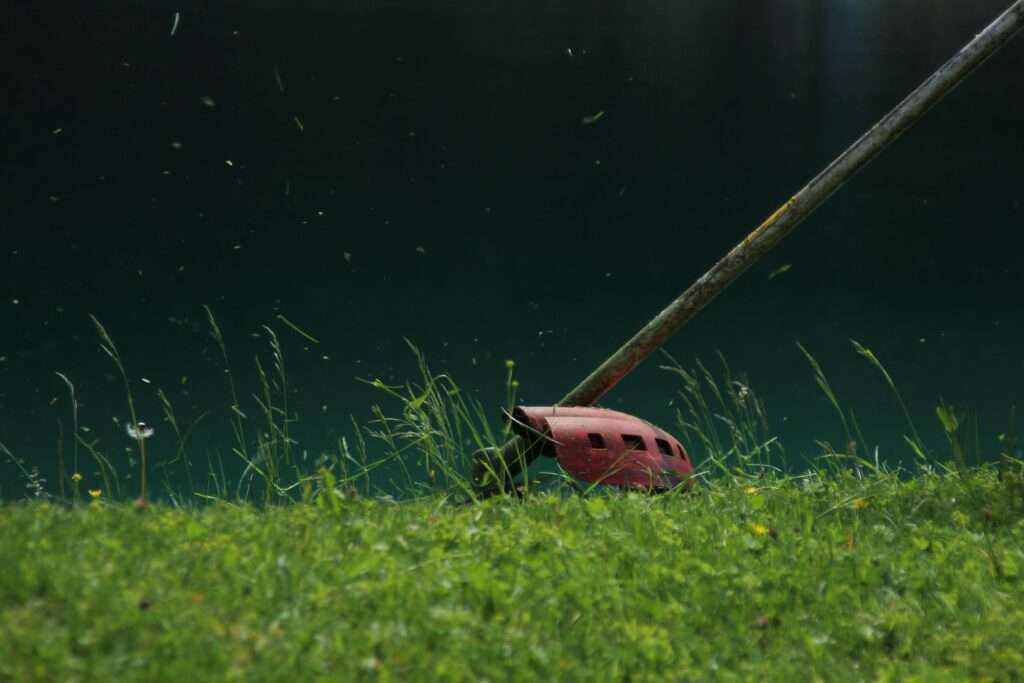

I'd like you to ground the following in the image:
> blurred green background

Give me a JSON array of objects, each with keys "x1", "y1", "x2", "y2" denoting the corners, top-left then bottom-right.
[{"x1": 2, "y1": 1, "x2": 1022, "y2": 497}]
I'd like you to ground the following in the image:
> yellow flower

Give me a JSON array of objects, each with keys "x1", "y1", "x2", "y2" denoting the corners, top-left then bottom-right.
[
  {"x1": 743, "y1": 486, "x2": 758, "y2": 495},
  {"x1": 850, "y1": 497, "x2": 869, "y2": 510},
  {"x1": 751, "y1": 523, "x2": 770, "y2": 536},
  {"x1": 88, "y1": 489, "x2": 102, "y2": 498},
  {"x1": 71, "y1": 473, "x2": 83, "y2": 482}
]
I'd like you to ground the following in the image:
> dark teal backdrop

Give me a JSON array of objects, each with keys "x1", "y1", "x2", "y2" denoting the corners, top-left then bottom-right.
[{"x1": 3, "y1": 1, "x2": 1022, "y2": 497}]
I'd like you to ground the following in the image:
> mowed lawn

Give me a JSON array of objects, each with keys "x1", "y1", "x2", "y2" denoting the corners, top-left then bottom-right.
[{"x1": 2, "y1": 470, "x2": 1023, "y2": 682}]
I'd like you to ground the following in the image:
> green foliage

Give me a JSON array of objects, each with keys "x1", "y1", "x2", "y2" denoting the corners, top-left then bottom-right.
[
  {"x1": 358, "y1": 340, "x2": 508, "y2": 502},
  {"x1": 850, "y1": 339, "x2": 929, "y2": 463},
  {"x1": 660, "y1": 351, "x2": 784, "y2": 483},
  {"x1": 2, "y1": 473, "x2": 1023, "y2": 681},
  {"x1": 2, "y1": 314, "x2": 1022, "y2": 678},
  {"x1": 90, "y1": 315, "x2": 150, "y2": 505}
]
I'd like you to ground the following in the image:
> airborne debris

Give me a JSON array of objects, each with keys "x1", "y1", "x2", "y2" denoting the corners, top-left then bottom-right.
[
  {"x1": 276, "y1": 314, "x2": 320, "y2": 344},
  {"x1": 201, "y1": 96, "x2": 216, "y2": 108},
  {"x1": 582, "y1": 110, "x2": 605, "y2": 125},
  {"x1": 170, "y1": 11, "x2": 180, "y2": 36},
  {"x1": 768, "y1": 263, "x2": 792, "y2": 280}
]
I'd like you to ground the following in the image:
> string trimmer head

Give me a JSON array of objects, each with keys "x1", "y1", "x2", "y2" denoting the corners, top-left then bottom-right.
[{"x1": 488, "y1": 405, "x2": 695, "y2": 492}]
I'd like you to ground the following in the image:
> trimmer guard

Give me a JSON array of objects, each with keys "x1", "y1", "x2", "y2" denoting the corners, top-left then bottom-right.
[{"x1": 506, "y1": 406, "x2": 694, "y2": 490}]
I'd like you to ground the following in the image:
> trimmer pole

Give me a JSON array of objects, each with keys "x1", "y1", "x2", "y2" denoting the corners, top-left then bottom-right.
[{"x1": 473, "y1": 1, "x2": 1024, "y2": 495}]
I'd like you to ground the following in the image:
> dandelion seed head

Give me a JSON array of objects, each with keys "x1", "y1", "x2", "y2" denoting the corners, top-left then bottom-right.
[{"x1": 126, "y1": 421, "x2": 154, "y2": 440}]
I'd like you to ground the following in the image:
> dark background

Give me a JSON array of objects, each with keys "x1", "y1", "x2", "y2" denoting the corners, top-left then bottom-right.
[{"x1": 2, "y1": 1, "x2": 1022, "y2": 497}]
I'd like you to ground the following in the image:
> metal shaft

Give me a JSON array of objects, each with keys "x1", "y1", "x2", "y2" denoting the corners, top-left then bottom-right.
[
  {"x1": 474, "y1": 0, "x2": 1024, "y2": 493},
  {"x1": 562, "y1": 0, "x2": 1023, "y2": 407}
]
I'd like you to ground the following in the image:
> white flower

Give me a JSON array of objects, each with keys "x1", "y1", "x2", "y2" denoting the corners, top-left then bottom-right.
[{"x1": 126, "y1": 421, "x2": 154, "y2": 440}]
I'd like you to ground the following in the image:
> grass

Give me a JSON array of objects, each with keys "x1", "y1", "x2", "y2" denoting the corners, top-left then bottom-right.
[
  {"x1": 1, "y1": 315, "x2": 1023, "y2": 680},
  {"x1": 2, "y1": 473, "x2": 1024, "y2": 681}
]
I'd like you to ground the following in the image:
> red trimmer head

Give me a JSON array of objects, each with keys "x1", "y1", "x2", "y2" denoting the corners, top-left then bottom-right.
[{"x1": 501, "y1": 405, "x2": 695, "y2": 491}]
